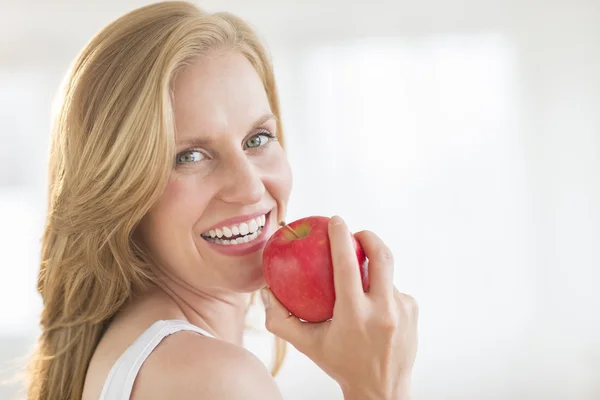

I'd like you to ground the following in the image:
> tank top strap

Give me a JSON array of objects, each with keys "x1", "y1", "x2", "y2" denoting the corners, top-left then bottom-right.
[{"x1": 99, "y1": 319, "x2": 214, "y2": 400}]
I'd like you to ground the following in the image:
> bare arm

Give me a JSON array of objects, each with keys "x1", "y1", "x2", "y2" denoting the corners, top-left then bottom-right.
[{"x1": 130, "y1": 331, "x2": 283, "y2": 400}]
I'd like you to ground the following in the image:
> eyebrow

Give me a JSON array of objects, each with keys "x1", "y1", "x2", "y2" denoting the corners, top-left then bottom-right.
[{"x1": 176, "y1": 113, "x2": 277, "y2": 149}]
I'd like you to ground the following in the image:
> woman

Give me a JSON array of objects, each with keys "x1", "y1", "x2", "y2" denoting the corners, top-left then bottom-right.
[{"x1": 26, "y1": 1, "x2": 418, "y2": 399}]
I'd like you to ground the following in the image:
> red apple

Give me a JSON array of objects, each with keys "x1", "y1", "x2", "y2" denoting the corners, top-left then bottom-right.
[{"x1": 262, "y1": 216, "x2": 369, "y2": 323}]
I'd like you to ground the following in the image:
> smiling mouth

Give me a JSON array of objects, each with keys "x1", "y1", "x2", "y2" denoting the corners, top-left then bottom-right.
[{"x1": 201, "y1": 212, "x2": 269, "y2": 245}]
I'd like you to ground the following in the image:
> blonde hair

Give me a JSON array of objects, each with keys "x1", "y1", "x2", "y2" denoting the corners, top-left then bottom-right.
[{"x1": 27, "y1": 2, "x2": 287, "y2": 398}]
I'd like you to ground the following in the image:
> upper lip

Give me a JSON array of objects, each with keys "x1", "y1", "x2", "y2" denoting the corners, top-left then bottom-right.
[{"x1": 201, "y1": 209, "x2": 272, "y2": 233}]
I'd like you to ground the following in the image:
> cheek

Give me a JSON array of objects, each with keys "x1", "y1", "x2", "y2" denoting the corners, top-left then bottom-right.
[
  {"x1": 156, "y1": 178, "x2": 198, "y2": 220},
  {"x1": 262, "y1": 148, "x2": 293, "y2": 205},
  {"x1": 142, "y1": 175, "x2": 214, "y2": 239},
  {"x1": 138, "y1": 174, "x2": 217, "y2": 269}
]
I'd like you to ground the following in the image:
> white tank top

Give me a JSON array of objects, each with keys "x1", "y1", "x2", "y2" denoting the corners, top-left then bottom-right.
[{"x1": 99, "y1": 319, "x2": 214, "y2": 400}]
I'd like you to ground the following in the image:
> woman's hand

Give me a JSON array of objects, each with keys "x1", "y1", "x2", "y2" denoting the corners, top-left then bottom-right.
[{"x1": 262, "y1": 215, "x2": 418, "y2": 400}]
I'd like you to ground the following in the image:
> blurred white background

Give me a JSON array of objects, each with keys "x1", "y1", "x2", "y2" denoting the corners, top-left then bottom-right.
[{"x1": 1, "y1": 0, "x2": 599, "y2": 399}]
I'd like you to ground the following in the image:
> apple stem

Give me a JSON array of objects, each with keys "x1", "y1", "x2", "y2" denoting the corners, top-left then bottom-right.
[{"x1": 279, "y1": 221, "x2": 300, "y2": 238}]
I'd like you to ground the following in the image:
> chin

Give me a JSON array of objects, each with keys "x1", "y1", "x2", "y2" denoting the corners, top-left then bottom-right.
[
  {"x1": 244, "y1": 266, "x2": 267, "y2": 292},
  {"x1": 226, "y1": 260, "x2": 267, "y2": 293}
]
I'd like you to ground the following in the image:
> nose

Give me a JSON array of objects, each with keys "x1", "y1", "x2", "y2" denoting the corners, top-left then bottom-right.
[{"x1": 218, "y1": 152, "x2": 265, "y2": 205}]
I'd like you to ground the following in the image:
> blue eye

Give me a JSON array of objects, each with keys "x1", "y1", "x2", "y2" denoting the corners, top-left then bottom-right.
[
  {"x1": 176, "y1": 150, "x2": 205, "y2": 164},
  {"x1": 245, "y1": 131, "x2": 275, "y2": 149}
]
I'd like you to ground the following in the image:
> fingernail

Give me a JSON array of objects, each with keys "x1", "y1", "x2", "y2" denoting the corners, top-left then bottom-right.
[
  {"x1": 261, "y1": 288, "x2": 271, "y2": 308},
  {"x1": 330, "y1": 215, "x2": 345, "y2": 226}
]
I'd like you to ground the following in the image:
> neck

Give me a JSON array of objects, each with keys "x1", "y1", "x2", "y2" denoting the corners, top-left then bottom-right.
[{"x1": 156, "y1": 275, "x2": 250, "y2": 345}]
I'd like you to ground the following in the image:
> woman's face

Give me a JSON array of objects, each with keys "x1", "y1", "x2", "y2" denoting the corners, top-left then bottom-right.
[{"x1": 138, "y1": 50, "x2": 292, "y2": 293}]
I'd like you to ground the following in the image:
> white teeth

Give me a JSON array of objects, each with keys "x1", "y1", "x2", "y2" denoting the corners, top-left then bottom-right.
[
  {"x1": 248, "y1": 220, "x2": 258, "y2": 233},
  {"x1": 202, "y1": 213, "x2": 269, "y2": 243},
  {"x1": 208, "y1": 227, "x2": 262, "y2": 245}
]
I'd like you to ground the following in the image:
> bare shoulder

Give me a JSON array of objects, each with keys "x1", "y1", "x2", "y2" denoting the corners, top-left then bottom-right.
[{"x1": 131, "y1": 330, "x2": 283, "y2": 400}]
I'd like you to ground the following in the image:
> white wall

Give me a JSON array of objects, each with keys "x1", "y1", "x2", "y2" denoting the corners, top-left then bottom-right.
[{"x1": 1, "y1": 1, "x2": 599, "y2": 399}]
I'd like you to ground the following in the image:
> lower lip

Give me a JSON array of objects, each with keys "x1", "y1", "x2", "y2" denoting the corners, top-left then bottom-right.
[{"x1": 202, "y1": 212, "x2": 272, "y2": 257}]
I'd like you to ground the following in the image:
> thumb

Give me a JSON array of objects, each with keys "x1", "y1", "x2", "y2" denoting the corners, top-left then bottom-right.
[{"x1": 261, "y1": 288, "x2": 323, "y2": 354}]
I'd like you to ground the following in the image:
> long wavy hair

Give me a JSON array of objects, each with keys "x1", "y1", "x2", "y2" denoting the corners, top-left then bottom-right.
[{"x1": 26, "y1": 2, "x2": 287, "y2": 399}]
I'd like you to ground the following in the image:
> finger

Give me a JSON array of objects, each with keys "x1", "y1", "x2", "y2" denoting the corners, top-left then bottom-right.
[
  {"x1": 396, "y1": 291, "x2": 419, "y2": 321},
  {"x1": 354, "y1": 230, "x2": 394, "y2": 298},
  {"x1": 262, "y1": 288, "x2": 324, "y2": 354},
  {"x1": 328, "y1": 216, "x2": 365, "y2": 305}
]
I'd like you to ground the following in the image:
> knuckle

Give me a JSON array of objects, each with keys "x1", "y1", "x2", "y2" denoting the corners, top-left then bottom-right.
[
  {"x1": 376, "y1": 312, "x2": 399, "y2": 331},
  {"x1": 372, "y1": 302, "x2": 399, "y2": 331},
  {"x1": 398, "y1": 293, "x2": 419, "y2": 317}
]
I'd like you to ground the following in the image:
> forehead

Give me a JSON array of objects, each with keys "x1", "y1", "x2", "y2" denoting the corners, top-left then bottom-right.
[{"x1": 171, "y1": 51, "x2": 271, "y2": 141}]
